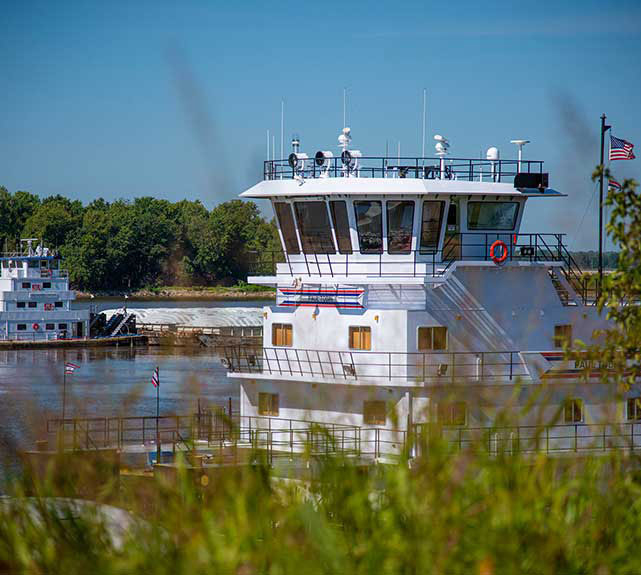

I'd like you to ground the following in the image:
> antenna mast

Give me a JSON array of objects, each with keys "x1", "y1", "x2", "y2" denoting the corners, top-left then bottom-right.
[
  {"x1": 421, "y1": 89, "x2": 427, "y2": 159},
  {"x1": 280, "y1": 100, "x2": 284, "y2": 161},
  {"x1": 343, "y1": 87, "x2": 347, "y2": 128}
]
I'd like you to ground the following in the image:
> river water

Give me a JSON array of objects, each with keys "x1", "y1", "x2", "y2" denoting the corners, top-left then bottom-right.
[{"x1": 0, "y1": 299, "x2": 269, "y2": 477}]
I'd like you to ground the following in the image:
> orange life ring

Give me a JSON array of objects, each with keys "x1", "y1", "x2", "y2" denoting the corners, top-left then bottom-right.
[
  {"x1": 32, "y1": 323, "x2": 40, "y2": 331},
  {"x1": 490, "y1": 240, "x2": 508, "y2": 265}
]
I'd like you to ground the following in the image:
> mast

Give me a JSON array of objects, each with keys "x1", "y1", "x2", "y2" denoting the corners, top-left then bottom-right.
[{"x1": 598, "y1": 114, "x2": 611, "y2": 297}]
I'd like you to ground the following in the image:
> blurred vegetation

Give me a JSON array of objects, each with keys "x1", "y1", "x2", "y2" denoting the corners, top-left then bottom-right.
[
  {"x1": 0, "y1": 187, "x2": 280, "y2": 291},
  {"x1": 569, "y1": 169, "x2": 640, "y2": 388},
  {"x1": 1, "y1": 435, "x2": 641, "y2": 574}
]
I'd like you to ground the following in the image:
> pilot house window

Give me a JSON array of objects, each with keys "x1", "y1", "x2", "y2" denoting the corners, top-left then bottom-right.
[
  {"x1": 329, "y1": 201, "x2": 353, "y2": 254},
  {"x1": 467, "y1": 202, "x2": 519, "y2": 231},
  {"x1": 274, "y1": 202, "x2": 300, "y2": 254},
  {"x1": 294, "y1": 201, "x2": 335, "y2": 254},
  {"x1": 354, "y1": 201, "x2": 383, "y2": 254},
  {"x1": 387, "y1": 201, "x2": 414, "y2": 254},
  {"x1": 272, "y1": 323, "x2": 293, "y2": 347},
  {"x1": 420, "y1": 201, "x2": 445, "y2": 252},
  {"x1": 349, "y1": 326, "x2": 371, "y2": 350}
]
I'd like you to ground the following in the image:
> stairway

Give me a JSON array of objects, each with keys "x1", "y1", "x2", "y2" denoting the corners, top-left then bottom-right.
[
  {"x1": 108, "y1": 312, "x2": 135, "y2": 336},
  {"x1": 548, "y1": 268, "x2": 576, "y2": 306}
]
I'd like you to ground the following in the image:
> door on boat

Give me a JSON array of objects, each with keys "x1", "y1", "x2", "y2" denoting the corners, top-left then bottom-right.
[
  {"x1": 76, "y1": 322, "x2": 84, "y2": 338},
  {"x1": 443, "y1": 200, "x2": 461, "y2": 260}
]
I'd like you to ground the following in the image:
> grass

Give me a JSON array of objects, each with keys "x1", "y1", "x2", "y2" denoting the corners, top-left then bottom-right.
[{"x1": 2, "y1": 429, "x2": 641, "y2": 574}]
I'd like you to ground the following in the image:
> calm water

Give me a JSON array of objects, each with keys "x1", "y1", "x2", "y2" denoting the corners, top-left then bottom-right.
[{"x1": 0, "y1": 299, "x2": 263, "y2": 476}]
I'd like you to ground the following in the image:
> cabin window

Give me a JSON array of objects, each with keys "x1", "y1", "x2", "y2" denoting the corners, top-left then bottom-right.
[
  {"x1": 363, "y1": 401, "x2": 386, "y2": 425},
  {"x1": 293, "y1": 201, "x2": 336, "y2": 254},
  {"x1": 564, "y1": 398, "x2": 583, "y2": 423},
  {"x1": 387, "y1": 201, "x2": 415, "y2": 254},
  {"x1": 418, "y1": 326, "x2": 448, "y2": 351},
  {"x1": 627, "y1": 398, "x2": 641, "y2": 421},
  {"x1": 46, "y1": 323, "x2": 55, "y2": 330},
  {"x1": 437, "y1": 402, "x2": 467, "y2": 426},
  {"x1": 43, "y1": 282, "x2": 51, "y2": 288},
  {"x1": 28, "y1": 260, "x2": 38, "y2": 268},
  {"x1": 58, "y1": 323, "x2": 68, "y2": 330},
  {"x1": 274, "y1": 202, "x2": 300, "y2": 254},
  {"x1": 16, "y1": 302, "x2": 25, "y2": 309},
  {"x1": 28, "y1": 302, "x2": 37, "y2": 308},
  {"x1": 40, "y1": 260, "x2": 48, "y2": 268},
  {"x1": 420, "y1": 201, "x2": 445, "y2": 252},
  {"x1": 354, "y1": 201, "x2": 383, "y2": 254},
  {"x1": 554, "y1": 325, "x2": 572, "y2": 348},
  {"x1": 17, "y1": 324, "x2": 27, "y2": 331},
  {"x1": 329, "y1": 201, "x2": 353, "y2": 254},
  {"x1": 55, "y1": 301, "x2": 63, "y2": 308},
  {"x1": 467, "y1": 201, "x2": 519, "y2": 230},
  {"x1": 349, "y1": 326, "x2": 371, "y2": 350},
  {"x1": 258, "y1": 393, "x2": 279, "y2": 416},
  {"x1": 272, "y1": 323, "x2": 293, "y2": 347},
  {"x1": 21, "y1": 282, "x2": 30, "y2": 289}
]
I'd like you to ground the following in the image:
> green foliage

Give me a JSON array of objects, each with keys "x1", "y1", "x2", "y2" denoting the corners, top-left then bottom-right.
[
  {"x1": 566, "y1": 167, "x2": 640, "y2": 388},
  {"x1": 0, "y1": 187, "x2": 278, "y2": 291},
  {"x1": 2, "y1": 441, "x2": 641, "y2": 574}
]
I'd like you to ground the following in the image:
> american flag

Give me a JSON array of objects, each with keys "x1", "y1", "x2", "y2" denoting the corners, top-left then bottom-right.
[
  {"x1": 64, "y1": 362, "x2": 80, "y2": 375},
  {"x1": 608, "y1": 178, "x2": 622, "y2": 190},
  {"x1": 151, "y1": 366, "x2": 159, "y2": 388},
  {"x1": 610, "y1": 135, "x2": 636, "y2": 161}
]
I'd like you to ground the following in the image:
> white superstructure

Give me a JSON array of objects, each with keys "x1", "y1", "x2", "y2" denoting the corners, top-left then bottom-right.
[
  {"x1": 0, "y1": 239, "x2": 89, "y2": 341},
  {"x1": 226, "y1": 132, "x2": 639, "y2": 456}
]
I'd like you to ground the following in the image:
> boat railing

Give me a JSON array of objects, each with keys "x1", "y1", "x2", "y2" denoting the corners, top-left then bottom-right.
[
  {"x1": 224, "y1": 347, "x2": 529, "y2": 384},
  {"x1": 264, "y1": 156, "x2": 544, "y2": 182},
  {"x1": 416, "y1": 422, "x2": 641, "y2": 456},
  {"x1": 248, "y1": 233, "x2": 598, "y2": 304},
  {"x1": 44, "y1": 412, "x2": 641, "y2": 462}
]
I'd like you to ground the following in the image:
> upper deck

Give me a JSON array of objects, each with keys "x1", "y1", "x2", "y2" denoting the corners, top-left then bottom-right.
[
  {"x1": 261, "y1": 155, "x2": 547, "y2": 185},
  {"x1": 1, "y1": 241, "x2": 68, "y2": 281}
]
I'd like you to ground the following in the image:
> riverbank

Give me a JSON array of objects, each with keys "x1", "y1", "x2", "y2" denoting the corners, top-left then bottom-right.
[{"x1": 75, "y1": 285, "x2": 276, "y2": 301}]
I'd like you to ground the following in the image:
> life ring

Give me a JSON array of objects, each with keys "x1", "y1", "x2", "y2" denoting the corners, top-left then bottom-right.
[
  {"x1": 490, "y1": 240, "x2": 508, "y2": 265},
  {"x1": 32, "y1": 323, "x2": 40, "y2": 331}
]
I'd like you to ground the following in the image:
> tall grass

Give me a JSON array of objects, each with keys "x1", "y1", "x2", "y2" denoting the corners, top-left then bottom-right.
[{"x1": 2, "y1": 430, "x2": 641, "y2": 574}]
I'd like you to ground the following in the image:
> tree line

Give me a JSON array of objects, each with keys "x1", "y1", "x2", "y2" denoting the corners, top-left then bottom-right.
[
  {"x1": 1, "y1": 186, "x2": 618, "y2": 291},
  {"x1": 0, "y1": 187, "x2": 280, "y2": 291}
]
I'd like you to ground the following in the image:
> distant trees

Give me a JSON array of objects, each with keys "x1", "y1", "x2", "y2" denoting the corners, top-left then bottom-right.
[
  {"x1": 570, "y1": 250, "x2": 619, "y2": 270},
  {"x1": 0, "y1": 187, "x2": 279, "y2": 291}
]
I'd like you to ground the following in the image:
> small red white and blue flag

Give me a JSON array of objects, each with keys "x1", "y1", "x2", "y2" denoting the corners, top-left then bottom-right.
[
  {"x1": 610, "y1": 135, "x2": 635, "y2": 161},
  {"x1": 64, "y1": 362, "x2": 80, "y2": 375},
  {"x1": 151, "y1": 366, "x2": 159, "y2": 388},
  {"x1": 608, "y1": 177, "x2": 622, "y2": 190}
]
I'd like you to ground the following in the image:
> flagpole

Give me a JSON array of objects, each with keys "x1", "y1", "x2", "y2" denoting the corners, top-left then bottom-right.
[
  {"x1": 156, "y1": 366, "x2": 160, "y2": 465},
  {"x1": 62, "y1": 368, "x2": 66, "y2": 422},
  {"x1": 598, "y1": 113, "x2": 611, "y2": 299}
]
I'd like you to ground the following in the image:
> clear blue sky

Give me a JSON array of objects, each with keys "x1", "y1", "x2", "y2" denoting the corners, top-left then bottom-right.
[{"x1": 1, "y1": 0, "x2": 640, "y2": 250}]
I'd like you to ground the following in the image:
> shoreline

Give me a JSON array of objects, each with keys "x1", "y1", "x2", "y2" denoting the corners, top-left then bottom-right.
[{"x1": 75, "y1": 287, "x2": 276, "y2": 301}]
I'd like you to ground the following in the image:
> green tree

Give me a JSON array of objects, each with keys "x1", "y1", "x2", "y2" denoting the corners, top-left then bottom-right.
[{"x1": 22, "y1": 195, "x2": 83, "y2": 249}]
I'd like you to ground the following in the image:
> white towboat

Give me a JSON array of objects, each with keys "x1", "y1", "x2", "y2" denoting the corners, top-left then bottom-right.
[
  {"x1": 0, "y1": 239, "x2": 89, "y2": 341},
  {"x1": 224, "y1": 129, "x2": 639, "y2": 457}
]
